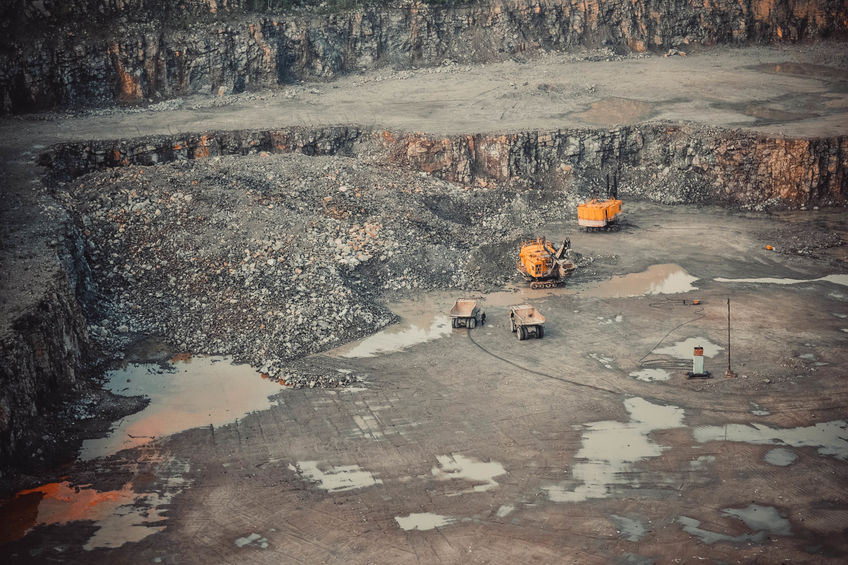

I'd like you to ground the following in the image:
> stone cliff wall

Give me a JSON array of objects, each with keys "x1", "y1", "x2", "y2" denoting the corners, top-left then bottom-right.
[
  {"x1": 0, "y1": 223, "x2": 95, "y2": 470},
  {"x1": 2, "y1": 0, "x2": 846, "y2": 113},
  {"x1": 38, "y1": 124, "x2": 847, "y2": 207}
]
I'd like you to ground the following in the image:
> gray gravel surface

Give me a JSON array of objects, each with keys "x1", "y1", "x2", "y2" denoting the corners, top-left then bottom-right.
[{"x1": 56, "y1": 152, "x2": 593, "y2": 385}]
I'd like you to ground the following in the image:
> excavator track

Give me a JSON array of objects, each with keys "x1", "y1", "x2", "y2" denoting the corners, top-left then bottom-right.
[{"x1": 529, "y1": 280, "x2": 565, "y2": 289}]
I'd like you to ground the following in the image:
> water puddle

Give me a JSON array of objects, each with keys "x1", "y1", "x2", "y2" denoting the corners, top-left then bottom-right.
[
  {"x1": 430, "y1": 454, "x2": 506, "y2": 495},
  {"x1": 79, "y1": 356, "x2": 282, "y2": 460},
  {"x1": 610, "y1": 514, "x2": 648, "y2": 542},
  {"x1": 764, "y1": 448, "x2": 798, "y2": 467},
  {"x1": 395, "y1": 512, "x2": 455, "y2": 531},
  {"x1": 654, "y1": 336, "x2": 723, "y2": 359},
  {"x1": 588, "y1": 352, "x2": 616, "y2": 370},
  {"x1": 629, "y1": 368, "x2": 671, "y2": 382},
  {"x1": 714, "y1": 274, "x2": 848, "y2": 287},
  {"x1": 689, "y1": 455, "x2": 715, "y2": 471},
  {"x1": 679, "y1": 504, "x2": 790, "y2": 545},
  {"x1": 288, "y1": 461, "x2": 382, "y2": 492},
  {"x1": 693, "y1": 420, "x2": 848, "y2": 460},
  {"x1": 574, "y1": 97, "x2": 654, "y2": 126},
  {"x1": 749, "y1": 402, "x2": 771, "y2": 417},
  {"x1": 0, "y1": 456, "x2": 191, "y2": 549},
  {"x1": 582, "y1": 264, "x2": 698, "y2": 298},
  {"x1": 543, "y1": 397, "x2": 685, "y2": 502},
  {"x1": 333, "y1": 297, "x2": 453, "y2": 358},
  {"x1": 235, "y1": 532, "x2": 269, "y2": 549}
]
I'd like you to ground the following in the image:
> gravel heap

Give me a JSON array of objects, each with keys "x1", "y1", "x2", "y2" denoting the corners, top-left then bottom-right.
[{"x1": 56, "y1": 152, "x2": 588, "y2": 382}]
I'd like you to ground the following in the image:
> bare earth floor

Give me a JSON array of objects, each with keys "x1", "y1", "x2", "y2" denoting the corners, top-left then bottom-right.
[
  {"x1": 3, "y1": 202, "x2": 848, "y2": 563},
  {"x1": 1, "y1": 42, "x2": 847, "y2": 564}
]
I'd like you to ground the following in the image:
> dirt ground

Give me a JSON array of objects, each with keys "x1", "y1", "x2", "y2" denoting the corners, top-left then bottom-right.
[
  {"x1": 1, "y1": 42, "x2": 847, "y2": 148},
  {"x1": 1, "y1": 42, "x2": 848, "y2": 563},
  {"x1": 3, "y1": 202, "x2": 847, "y2": 563}
]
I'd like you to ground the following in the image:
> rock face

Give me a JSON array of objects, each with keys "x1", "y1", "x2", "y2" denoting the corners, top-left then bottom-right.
[
  {"x1": 0, "y1": 222, "x2": 95, "y2": 470},
  {"x1": 40, "y1": 124, "x2": 847, "y2": 208},
  {"x1": 2, "y1": 0, "x2": 847, "y2": 113}
]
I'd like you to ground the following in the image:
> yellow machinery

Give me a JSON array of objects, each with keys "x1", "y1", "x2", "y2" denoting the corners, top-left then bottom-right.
[
  {"x1": 577, "y1": 198, "x2": 623, "y2": 231},
  {"x1": 578, "y1": 173, "x2": 623, "y2": 231},
  {"x1": 517, "y1": 237, "x2": 576, "y2": 289}
]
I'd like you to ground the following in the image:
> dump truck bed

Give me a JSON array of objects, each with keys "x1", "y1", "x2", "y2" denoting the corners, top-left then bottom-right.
[
  {"x1": 511, "y1": 305, "x2": 545, "y2": 325},
  {"x1": 450, "y1": 299, "x2": 479, "y2": 318},
  {"x1": 577, "y1": 198, "x2": 623, "y2": 227}
]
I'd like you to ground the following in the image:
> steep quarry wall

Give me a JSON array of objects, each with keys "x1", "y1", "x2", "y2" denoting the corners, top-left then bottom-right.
[
  {"x1": 39, "y1": 124, "x2": 847, "y2": 208},
  {"x1": 0, "y1": 222, "x2": 96, "y2": 471},
  {"x1": 2, "y1": 0, "x2": 847, "y2": 113}
]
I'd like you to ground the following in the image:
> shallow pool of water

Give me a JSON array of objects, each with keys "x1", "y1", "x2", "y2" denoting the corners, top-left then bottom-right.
[
  {"x1": 764, "y1": 448, "x2": 798, "y2": 467},
  {"x1": 582, "y1": 264, "x2": 698, "y2": 298},
  {"x1": 679, "y1": 504, "x2": 790, "y2": 545},
  {"x1": 629, "y1": 368, "x2": 671, "y2": 382},
  {"x1": 693, "y1": 420, "x2": 848, "y2": 460},
  {"x1": 289, "y1": 461, "x2": 383, "y2": 492},
  {"x1": 431, "y1": 454, "x2": 506, "y2": 495},
  {"x1": 337, "y1": 315, "x2": 451, "y2": 358},
  {"x1": 714, "y1": 274, "x2": 848, "y2": 287},
  {"x1": 544, "y1": 397, "x2": 685, "y2": 503},
  {"x1": 610, "y1": 514, "x2": 648, "y2": 542},
  {"x1": 79, "y1": 356, "x2": 282, "y2": 460},
  {"x1": 0, "y1": 456, "x2": 191, "y2": 549},
  {"x1": 395, "y1": 512, "x2": 455, "y2": 531},
  {"x1": 654, "y1": 336, "x2": 723, "y2": 359}
]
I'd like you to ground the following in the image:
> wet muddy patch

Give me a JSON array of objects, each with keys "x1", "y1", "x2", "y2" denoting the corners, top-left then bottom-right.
[
  {"x1": 654, "y1": 336, "x2": 722, "y2": 359},
  {"x1": 79, "y1": 356, "x2": 282, "y2": 460},
  {"x1": 395, "y1": 512, "x2": 455, "y2": 531},
  {"x1": 679, "y1": 504, "x2": 791, "y2": 545},
  {"x1": 431, "y1": 454, "x2": 506, "y2": 495},
  {"x1": 714, "y1": 274, "x2": 848, "y2": 287},
  {"x1": 610, "y1": 514, "x2": 648, "y2": 542},
  {"x1": 0, "y1": 455, "x2": 191, "y2": 549},
  {"x1": 629, "y1": 368, "x2": 671, "y2": 382},
  {"x1": 235, "y1": 532, "x2": 270, "y2": 549},
  {"x1": 581, "y1": 264, "x2": 698, "y2": 298},
  {"x1": 543, "y1": 397, "x2": 685, "y2": 503},
  {"x1": 764, "y1": 448, "x2": 798, "y2": 467},
  {"x1": 289, "y1": 461, "x2": 383, "y2": 492},
  {"x1": 693, "y1": 420, "x2": 848, "y2": 460},
  {"x1": 333, "y1": 298, "x2": 452, "y2": 358}
]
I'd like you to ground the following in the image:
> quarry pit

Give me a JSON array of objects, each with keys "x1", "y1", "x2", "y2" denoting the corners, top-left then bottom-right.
[{"x1": 1, "y1": 2, "x2": 848, "y2": 563}]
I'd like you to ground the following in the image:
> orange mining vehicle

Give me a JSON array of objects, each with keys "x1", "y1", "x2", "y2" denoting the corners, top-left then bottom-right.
[
  {"x1": 517, "y1": 237, "x2": 576, "y2": 289},
  {"x1": 578, "y1": 173, "x2": 623, "y2": 232},
  {"x1": 577, "y1": 198, "x2": 623, "y2": 231}
]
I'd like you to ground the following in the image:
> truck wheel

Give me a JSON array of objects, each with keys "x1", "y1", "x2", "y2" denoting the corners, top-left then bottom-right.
[
  {"x1": 537, "y1": 326, "x2": 544, "y2": 339},
  {"x1": 518, "y1": 326, "x2": 526, "y2": 340},
  {"x1": 468, "y1": 317, "x2": 476, "y2": 329},
  {"x1": 451, "y1": 318, "x2": 457, "y2": 328}
]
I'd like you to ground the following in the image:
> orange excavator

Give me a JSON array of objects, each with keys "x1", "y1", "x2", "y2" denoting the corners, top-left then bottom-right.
[
  {"x1": 578, "y1": 174, "x2": 623, "y2": 232},
  {"x1": 517, "y1": 237, "x2": 576, "y2": 289}
]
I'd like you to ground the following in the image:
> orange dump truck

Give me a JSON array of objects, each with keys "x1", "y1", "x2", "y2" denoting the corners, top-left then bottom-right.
[
  {"x1": 577, "y1": 198, "x2": 623, "y2": 231},
  {"x1": 517, "y1": 237, "x2": 576, "y2": 289},
  {"x1": 450, "y1": 298, "x2": 482, "y2": 329},
  {"x1": 510, "y1": 305, "x2": 545, "y2": 340}
]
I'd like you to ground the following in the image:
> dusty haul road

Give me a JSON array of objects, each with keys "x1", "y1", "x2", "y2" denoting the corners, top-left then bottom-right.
[{"x1": 0, "y1": 42, "x2": 847, "y2": 564}]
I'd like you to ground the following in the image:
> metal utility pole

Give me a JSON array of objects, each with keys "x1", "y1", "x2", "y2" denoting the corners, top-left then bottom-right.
[{"x1": 726, "y1": 297, "x2": 736, "y2": 378}]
